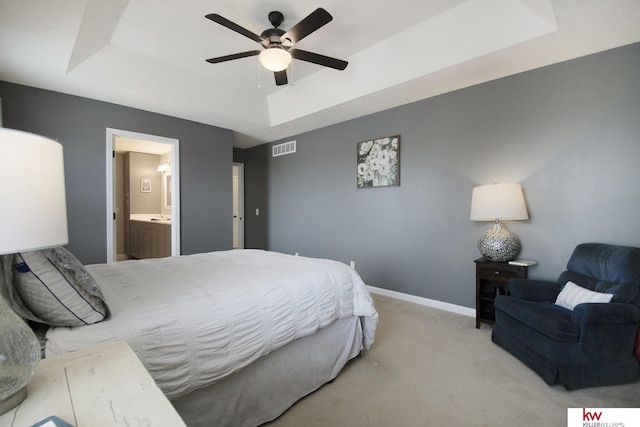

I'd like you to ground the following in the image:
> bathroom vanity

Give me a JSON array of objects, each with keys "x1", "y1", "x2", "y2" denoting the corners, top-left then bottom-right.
[{"x1": 129, "y1": 217, "x2": 171, "y2": 259}]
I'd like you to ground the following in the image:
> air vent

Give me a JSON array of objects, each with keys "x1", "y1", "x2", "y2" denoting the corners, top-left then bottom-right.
[{"x1": 272, "y1": 140, "x2": 296, "y2": 157}]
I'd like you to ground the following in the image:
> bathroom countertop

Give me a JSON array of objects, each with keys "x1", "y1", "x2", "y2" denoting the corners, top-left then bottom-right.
[{"x1": 129, "y1": 214, "x2": 171, "y2": 224}]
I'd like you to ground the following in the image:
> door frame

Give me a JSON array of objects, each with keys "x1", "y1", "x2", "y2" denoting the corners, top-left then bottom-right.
[
  {"x1": 106, "y1": 128, "x2": 181, "y2": 263},
  {"x1": 232, "y1": 163, "x2": 244, "y2": 249}
]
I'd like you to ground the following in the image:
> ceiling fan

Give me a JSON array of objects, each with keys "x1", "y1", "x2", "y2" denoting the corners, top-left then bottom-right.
[{"x1": 205, "y1": 8, "x2": 348, "y2": 86}]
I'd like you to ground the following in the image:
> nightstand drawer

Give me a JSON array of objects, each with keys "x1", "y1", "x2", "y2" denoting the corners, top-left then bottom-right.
[{"x1": 476, "y1": 266, "x2": 523, "y2": 281}]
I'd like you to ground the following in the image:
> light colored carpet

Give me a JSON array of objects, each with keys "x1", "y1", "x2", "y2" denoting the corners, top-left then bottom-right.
[{"x1": 268, "y1": 294, "x2": 640, "y2": 426}]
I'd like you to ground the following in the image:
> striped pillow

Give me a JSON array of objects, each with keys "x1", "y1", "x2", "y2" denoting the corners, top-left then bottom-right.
[
  {"x1": 12, "y1": 247, "x2": 109, "y2": 326},
  {"x1": 555, "y1": 281, "x2": 613, "y2": 311}
]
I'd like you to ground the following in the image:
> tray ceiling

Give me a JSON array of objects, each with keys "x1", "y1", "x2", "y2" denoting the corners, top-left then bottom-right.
[{"x1": 1, "y1": 0, "x2": 639, "y2": 147}]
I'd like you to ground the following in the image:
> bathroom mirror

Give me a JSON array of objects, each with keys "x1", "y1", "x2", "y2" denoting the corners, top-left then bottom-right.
[{"x1": 164, "y1": 174, "x2": 172, "y2": 208}]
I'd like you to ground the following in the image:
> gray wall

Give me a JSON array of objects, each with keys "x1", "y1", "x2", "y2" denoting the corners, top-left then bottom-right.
[
  {"x1": 0, "y1": 81, "x2": 234, "y2": 264},
  {"x1": 244, "y1": 42, "x2": 640, "y2": 309},
  {"x1": 243, "y1": 145, "x2": 270, "y2": 249}
]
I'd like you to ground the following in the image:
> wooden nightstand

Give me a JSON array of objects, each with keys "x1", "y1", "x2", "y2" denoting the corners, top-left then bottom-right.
[
  {"x1": 0, "y1": 341, "x2": 185, "y2": 427},
  {"x1": 475, "y1": 258, "x2": 529, "y2": 328}
]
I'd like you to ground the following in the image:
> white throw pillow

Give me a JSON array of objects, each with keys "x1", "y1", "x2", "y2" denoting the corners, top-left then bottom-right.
[
  {"x1": 12, "y1": 247, "x2": 109, "y2": 326},
  {"x1": 555, "y1": 281, "x2": 613, "y2": 311}
]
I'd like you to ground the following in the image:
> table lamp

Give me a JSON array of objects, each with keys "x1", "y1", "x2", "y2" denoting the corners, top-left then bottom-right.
[
  {"x1": 0, "y1": 128, "x2": 68, "y2": 414},
  {"x1": 470, "y1": 183, "x2": 528, "y2": 262}
]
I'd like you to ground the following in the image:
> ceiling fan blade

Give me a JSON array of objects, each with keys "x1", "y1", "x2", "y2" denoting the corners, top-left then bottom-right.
[
  {"x1": 206, "y1": 50, "x2": 261, "y2": 64},
  {"x1": 281, "y1": 8, "x2": 332, "y2": 45},
  {"x1": 205, "y1": 14, "x2": 264, "y2": 43},
  {"x1": 290, "y1": 49, "x2": 348, "y2": 70},
  {"x1": 274, "y1": 70, "x2": 288, "y2": 86}
]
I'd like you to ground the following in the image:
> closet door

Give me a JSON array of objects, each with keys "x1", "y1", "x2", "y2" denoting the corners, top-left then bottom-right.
[{"x1": 232, "y1": 164, "x2": 244, "y2": 249}]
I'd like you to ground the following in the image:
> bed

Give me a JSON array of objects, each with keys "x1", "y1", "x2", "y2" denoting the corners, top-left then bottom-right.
[{"x1": 1, "y1": 248, "x2": 378, "y2": 426}]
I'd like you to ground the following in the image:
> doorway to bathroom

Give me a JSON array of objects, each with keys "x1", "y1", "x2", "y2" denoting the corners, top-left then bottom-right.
[{"x1": 106, "y1": 128, "x2": 180, "y2": 263}]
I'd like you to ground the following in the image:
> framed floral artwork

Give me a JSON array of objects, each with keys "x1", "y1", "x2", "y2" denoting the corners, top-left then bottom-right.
[{"x1": 357, "y1": 135, "x2": 400, "y2": 188}]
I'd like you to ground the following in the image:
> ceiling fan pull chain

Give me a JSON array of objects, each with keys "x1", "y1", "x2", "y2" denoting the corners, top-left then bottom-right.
[{"x1": 257, "y1": 59, "x2": 262, "y2": 88}]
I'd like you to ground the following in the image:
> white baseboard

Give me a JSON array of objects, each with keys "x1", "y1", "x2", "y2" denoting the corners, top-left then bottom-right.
[{"x1": 367, "y1": 285, "x2": 475, "y2": 318}]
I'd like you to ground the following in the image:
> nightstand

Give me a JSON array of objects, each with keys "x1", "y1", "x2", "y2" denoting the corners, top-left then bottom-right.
[
  {"x1": 475, "y1": 258, "x2": 529, "y2": 328},
  {"x1": 0, "y1": 341, "x2": 186, "y2": 427}
]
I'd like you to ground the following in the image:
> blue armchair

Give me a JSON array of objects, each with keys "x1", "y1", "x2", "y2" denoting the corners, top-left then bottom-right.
[{"x1": 492, "y1": 243, "x2": 640, "y2": 389}]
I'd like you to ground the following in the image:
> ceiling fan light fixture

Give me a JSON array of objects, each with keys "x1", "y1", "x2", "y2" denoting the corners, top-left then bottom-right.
[{"x1": 259, "y1": 47, "x2": 291, "y2": 72}]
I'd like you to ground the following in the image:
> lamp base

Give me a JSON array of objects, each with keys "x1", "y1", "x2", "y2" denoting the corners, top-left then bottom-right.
[
  {"x1": 478, "y1": 220, "x2": 521, "y2": 262},
  {"x1": 0, "y1": 386, "x2": 27, "y2": 415}
]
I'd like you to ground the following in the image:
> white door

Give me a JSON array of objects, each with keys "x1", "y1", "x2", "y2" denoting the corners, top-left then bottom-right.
[{"x1": 232, "y1": 163, "x2": 244, "y2": 249}]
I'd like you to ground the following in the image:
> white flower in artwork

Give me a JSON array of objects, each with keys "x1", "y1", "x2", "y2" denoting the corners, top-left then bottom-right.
[
  {"x1": 359, "y1": 140, "x2": 373, "y2": 155},
  {"x1": 369, "y1": 156, "x2": 380, "y2": 171},
  {"x1": 364, "y1": 169, "x2": 375, "y2": 182},
  {"x1": 378, "y1": 137, "x2": 391, "y2": 145},
  {"x1": 358, "y1": 162, "x2": 369, "y2": 176},
  {"x1": 378, "y1": 149, "x2": 390, "y2": 165}
]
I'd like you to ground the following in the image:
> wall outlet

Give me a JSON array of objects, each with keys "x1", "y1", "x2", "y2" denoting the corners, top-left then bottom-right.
[
  {"x1": 349, "y1": 261, "x2": 355, "y2": 269},
  {"x1": 295, "y1": 252, "x2": 299, "y2": 256},
  {"x1": 255, "y1": 208, "x2": 260, "y2": 216}
]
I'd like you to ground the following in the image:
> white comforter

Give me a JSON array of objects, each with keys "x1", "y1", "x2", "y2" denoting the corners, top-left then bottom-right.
[{"x1": 45, "y1": 250, "x2": 378, "y2": 400}]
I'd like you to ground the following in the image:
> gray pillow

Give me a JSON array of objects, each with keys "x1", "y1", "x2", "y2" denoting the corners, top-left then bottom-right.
[{"x1": 12, "y1": 247, "x2": 109, "y2": 326}]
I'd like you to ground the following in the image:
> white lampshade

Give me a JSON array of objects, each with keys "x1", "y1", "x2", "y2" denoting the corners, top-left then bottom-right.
[
  {"x1": 0, "y1": 128, "x2": 68, "y2": 254},
  {"x1": 0, "y1": 128, "x2": 69, "y2": 414},
  {"x1": 259, "y1": 47, "x2": 292, "y2": 72},
  {"x1": 469, "y1": 183, "x2": 529, "y2": 221}
]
